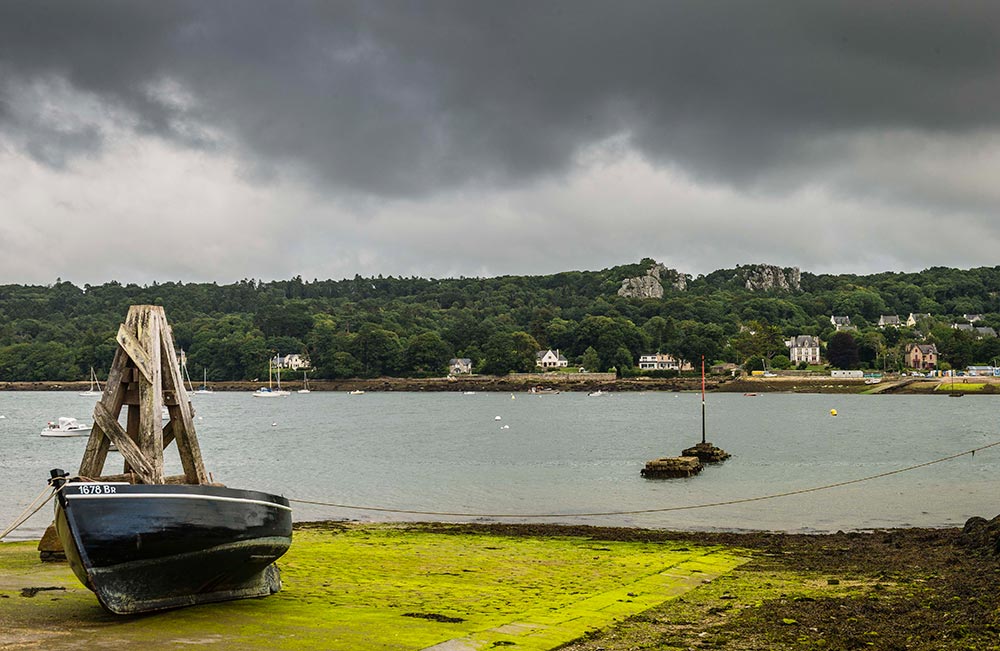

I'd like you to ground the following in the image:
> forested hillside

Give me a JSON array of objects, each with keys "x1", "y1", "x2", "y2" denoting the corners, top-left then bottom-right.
[{"x1": 2, "y1": 260, "x2": 1000, "y2": 381}]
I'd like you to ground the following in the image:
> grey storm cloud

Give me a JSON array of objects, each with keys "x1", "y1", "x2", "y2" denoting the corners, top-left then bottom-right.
[{"x1": 3, "y1": 1, "x2": 1000, "y2": 199}]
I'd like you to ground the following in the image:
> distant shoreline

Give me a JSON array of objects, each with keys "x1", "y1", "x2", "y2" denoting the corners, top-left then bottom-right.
[{"x1": 0, "y1": 374, "x2": 989, "y2": 394}]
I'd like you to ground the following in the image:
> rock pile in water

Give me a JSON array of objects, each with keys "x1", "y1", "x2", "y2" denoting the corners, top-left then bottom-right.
[
  {"x1": 681, "y1": 442, "x2": 731, "y2": 463},
  {"x1": 640, "y1": 456, "x2": 702, "y2": 479}
]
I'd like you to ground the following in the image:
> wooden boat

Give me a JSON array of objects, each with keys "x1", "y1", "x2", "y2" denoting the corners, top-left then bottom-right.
[{"x1": 48, "y1": 469, "x2": 292, "y2": 614}]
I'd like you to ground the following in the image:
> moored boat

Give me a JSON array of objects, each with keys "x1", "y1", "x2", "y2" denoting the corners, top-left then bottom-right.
[
  {"x1": 41, "y1": 417, "x2": 92, "y2": 437},
  {"x1": 48, "y1": 469, "x2": 292, "y2": 614}
]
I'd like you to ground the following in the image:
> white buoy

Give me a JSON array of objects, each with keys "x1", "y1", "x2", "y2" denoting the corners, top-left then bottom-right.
[
  {"x1": 272, "y1": 422, "x2": 278, "y2": 427},
  {"x1": 501, "y1": 424, "x2": 509, "y2": 429},
  {"x1": 494, "y1": 416, "x2": 502, "y2": 421}
]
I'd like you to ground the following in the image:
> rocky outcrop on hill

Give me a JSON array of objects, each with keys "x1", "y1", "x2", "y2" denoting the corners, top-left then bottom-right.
[
  {"x1": 618, "y1": 263, "x2": 686, "y2": 299},
  {"x1": 736, "y1": 264, "x2": 801, "y2": 292}
]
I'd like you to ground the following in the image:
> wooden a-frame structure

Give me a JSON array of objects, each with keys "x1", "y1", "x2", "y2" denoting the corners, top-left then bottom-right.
[{"x1": 78, "y1": 305, "x2": 209, "y2": 485}]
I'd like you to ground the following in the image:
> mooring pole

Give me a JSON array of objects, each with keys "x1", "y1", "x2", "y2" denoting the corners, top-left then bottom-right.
[{"x1": 701, "y1": 355, "x2": 706, "y2": 444}]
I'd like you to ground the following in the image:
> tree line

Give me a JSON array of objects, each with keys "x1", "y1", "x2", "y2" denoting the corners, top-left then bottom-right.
[{"x1": 2, "y1": 261, "x2": 1000, "y2": 381}]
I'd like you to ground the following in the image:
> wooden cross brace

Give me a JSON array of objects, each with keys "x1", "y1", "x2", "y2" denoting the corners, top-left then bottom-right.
[{"x1": 77, "y1": 305, "x2": 209, "y2": 485}]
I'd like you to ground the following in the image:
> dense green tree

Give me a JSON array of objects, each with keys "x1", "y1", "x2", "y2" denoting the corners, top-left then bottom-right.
[
  {"x1": 5, "y1": 261, "x2": 1000, "y2": 381},
  {"x1": 405, "y1": 331, "x2": 451, "y2": 375},
  {"x1": 671, "y1": 321, "x2": 724, "y2": 367},
  {"x1": 353, "y1": 326, "x2": 403, "y2": 376},
  {"x1": 482, "y1": 331, "x2": 539, "y2": 375},
  {"x1": 827, "y1": 332, "x2": 860, "y2": 370}
]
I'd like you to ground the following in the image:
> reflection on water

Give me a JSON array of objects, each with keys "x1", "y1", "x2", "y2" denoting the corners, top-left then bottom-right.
[{"x1": 1, "y1": 391, "x2": 998, "y2": 540}]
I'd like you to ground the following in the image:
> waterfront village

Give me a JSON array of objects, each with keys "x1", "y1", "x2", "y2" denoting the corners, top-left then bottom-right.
[{"x1": 441, "y1": 310, "x2": 999, "y2": 382}]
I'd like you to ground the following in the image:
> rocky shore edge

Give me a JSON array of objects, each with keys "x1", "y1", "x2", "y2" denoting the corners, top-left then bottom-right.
[{"x1": 0, "y1": 374, "x2": 991, "y2": 394}]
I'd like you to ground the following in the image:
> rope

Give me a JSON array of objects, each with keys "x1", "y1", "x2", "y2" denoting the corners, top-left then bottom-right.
[
  {"x1": 0, "y1": 485, "x2": 57, "y2": 541},
  {"x1": 287, "y1": 439, "x2": 1000, "y2": 519}
]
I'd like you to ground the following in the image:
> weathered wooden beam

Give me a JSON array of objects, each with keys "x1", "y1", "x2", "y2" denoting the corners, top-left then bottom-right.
[
  {"x1": 79, "y1": 347, "x2": 131, "y2": 479},
  {"x1": 159, "y1": 318, "x2": 209, "y2": 484},
  {"x1": 93, "y1": 401, "x2": 156, "y2": 484},
  {"x1": 94, "y1": 473, "x2": 190, "y2": 484},
  {"x1": 116, "y1": 324, "x2": 153, "y2": 383},
  {"x1": 137, "y1": 309, "x2": 164, "y2": 484}
]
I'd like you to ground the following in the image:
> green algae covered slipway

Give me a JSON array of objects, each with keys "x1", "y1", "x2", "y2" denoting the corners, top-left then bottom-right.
[{"x1": 0, "y1": 523, "x2": 748, "y2": 650}]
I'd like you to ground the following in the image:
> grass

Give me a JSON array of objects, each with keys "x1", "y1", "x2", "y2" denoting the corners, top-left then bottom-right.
[
  {"x1": 934, "y1": 382, "x2": 987, "y2": 392},
  {"x1": 0, "y1": 523, "x2": 748, "y2": 651}
]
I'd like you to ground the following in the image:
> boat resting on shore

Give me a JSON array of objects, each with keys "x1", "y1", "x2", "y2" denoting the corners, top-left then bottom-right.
[{"x1": 49, "y1": 469, "x2": 292, "y2": 614}]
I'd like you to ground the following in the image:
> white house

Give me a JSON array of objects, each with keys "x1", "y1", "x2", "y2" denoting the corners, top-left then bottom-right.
[
  {"x1": 536, "y1": 349, "x2": 568, "y2": 368},
  {"x1": 272, "y1": 353, "x2": 310, "y2": 370},
  {"x1": 448, "y1": 358, "x2": 472, "y2": 375},
  {"x1": 638, "y1": 353, "x2": 692, "y2": 371},
  {"x1": 785, "y1": 335, "x2": 821, "y2": 365},
  {"x1": 906, "y1": 313, "x2": 931, "y2": 327}
]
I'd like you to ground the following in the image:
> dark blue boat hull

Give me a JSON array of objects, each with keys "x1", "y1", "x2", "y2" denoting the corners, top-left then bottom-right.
[{"x1": 53, "y1": 480, "x2": 292, "y2": 614}]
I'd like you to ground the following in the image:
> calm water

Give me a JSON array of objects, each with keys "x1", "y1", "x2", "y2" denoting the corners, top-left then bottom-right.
[{"x1": 1, "y1": 390, "x2": 998, "y2": 541}]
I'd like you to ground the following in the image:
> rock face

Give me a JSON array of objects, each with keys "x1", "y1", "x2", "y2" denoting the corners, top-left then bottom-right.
[
  {"x1": 737, "y1": 264, "x2": 801, "y2": 292},
  {"x1": 618, "y1": 263, "x2": 686, "y2": 299}
]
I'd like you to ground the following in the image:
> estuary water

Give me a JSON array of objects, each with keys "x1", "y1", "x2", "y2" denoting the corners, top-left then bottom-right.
[{"x1": 1, "y1": 390, "x2": 998, "y2": 541}]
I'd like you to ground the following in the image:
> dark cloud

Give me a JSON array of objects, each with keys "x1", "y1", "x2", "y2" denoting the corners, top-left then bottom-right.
[{"x1": 2, "y1": 1, "x2": 1000, "y2": 199}]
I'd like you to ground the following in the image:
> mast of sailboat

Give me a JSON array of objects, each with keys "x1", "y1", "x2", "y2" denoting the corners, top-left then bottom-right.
[{"x1": 701, "y1": 355, "x2": 706, "y2": 445}]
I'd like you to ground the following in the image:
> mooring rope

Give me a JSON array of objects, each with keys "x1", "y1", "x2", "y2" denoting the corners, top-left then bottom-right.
[
  {"x1": 287, "y1": 439, "x2": 1000, "y2": 519},
  {"x1": 0, "y1": 485, "x2": 56, "y2": 541},
  {"x1": 1, "y1": 440, "x2": 996, "y2": 538}
]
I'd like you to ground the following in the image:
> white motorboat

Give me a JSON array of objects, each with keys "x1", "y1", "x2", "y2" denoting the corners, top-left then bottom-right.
[
  {"x1": 79, "y1": 368, "x2": 102, "y2": 397},
  {"x1": 41, "y1": 417, "x2": 93, "y2": 437},
  {"x1": 348, "y1": 389, "x2": 365, "y2": 395},
  {"x1": 588, "y1": 389, "x2": 609, "y2": 397}
]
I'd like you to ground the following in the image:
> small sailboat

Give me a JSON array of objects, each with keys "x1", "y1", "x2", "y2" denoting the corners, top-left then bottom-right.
[
  {"x1": 297, "y1": 371, "x2": 311, "y2": 394},
  {"x1": 79, "y1": 368, "x2": 102, "y2": 397},
  {"x1": 253, "y1": 362, "x2": 290, "y2": 397},
  {"x1": 194, "y1": 368, "x2": 214, "y2": 395}
]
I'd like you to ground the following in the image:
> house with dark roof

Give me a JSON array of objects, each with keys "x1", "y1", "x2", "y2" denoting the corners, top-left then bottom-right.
[
  {"x1": 830, "y1": 315, "x2": 852, "y2": 331},
  {"x1": 785, "y1": 335, "x2": 821, "y2": 365},
  {"x1": 536, "y1": 349, "x2": 568, "y2": 368},
  {"x1": 906, "y1": 343, "x2": 938, "y2": 370},
  {"x1": 878, "y1": 315, "x2": 901, "y2": 328},
  {"x1": 952, "y1": 323, "x2": 998, "y2": 339},
  {"x1": 449, "y1": 358, "x2": 473, "y2": 375}
]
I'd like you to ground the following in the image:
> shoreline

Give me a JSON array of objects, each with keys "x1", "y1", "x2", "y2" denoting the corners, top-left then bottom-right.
[
  {"x1": 0, "y1": 374, "x2": 992, "y2": 394},
  {"x1": 2, "y1": 519, "x2": 998, "y2": 650}
]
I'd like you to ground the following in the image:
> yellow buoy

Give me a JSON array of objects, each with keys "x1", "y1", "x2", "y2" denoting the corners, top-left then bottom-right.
[{"x1": 830, "y1": 408, "x2": 837, "y2": 416}]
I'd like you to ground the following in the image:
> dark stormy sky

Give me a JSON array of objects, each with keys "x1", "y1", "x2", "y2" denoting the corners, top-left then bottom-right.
[{"x1": 2, "y1": 1, "x2": 1000, "y2": 285}]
